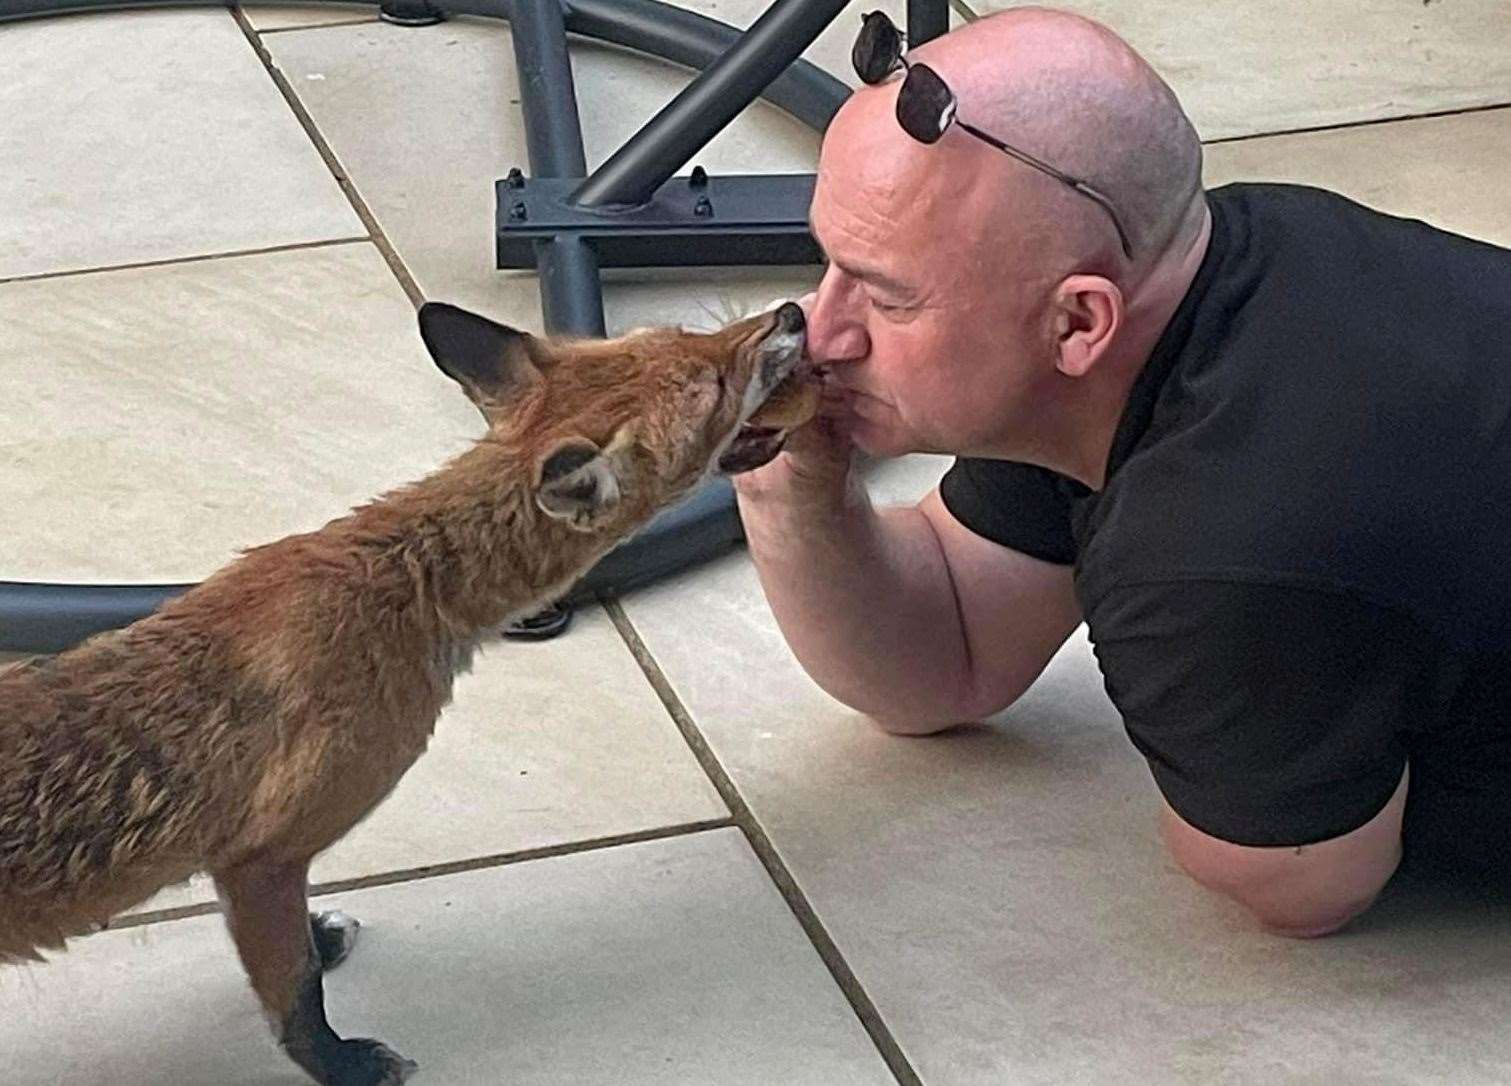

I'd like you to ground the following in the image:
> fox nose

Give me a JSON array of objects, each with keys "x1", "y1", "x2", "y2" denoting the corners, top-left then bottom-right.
[{"x1": 774, "y1": 302, "x2": 805, "y2": 335}]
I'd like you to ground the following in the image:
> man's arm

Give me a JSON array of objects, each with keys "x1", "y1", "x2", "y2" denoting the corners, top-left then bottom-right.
[
  {"x1": 737, "y1": 457, "x2": 1081, "y2": 734},
  {"x1": 1091, "y1": 579, "x2": 1424, "y2": 935}
]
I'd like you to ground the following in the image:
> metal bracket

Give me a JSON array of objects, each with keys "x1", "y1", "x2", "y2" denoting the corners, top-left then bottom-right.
[{"x1": 497, "y1": 167, "x2": 820, "y2": 269}]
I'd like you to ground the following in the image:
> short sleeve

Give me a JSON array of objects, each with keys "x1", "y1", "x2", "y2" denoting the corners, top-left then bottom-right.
[
  {"x1": 938, "y1": 458, "x2": 1081, "y2": 565},
  {"x1": 1089, "y1": 579, "x2": 1427, "y2": 846}
]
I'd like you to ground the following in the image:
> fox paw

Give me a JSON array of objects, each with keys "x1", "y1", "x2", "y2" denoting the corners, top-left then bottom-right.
[
  {"x1": 328, "y1": 1038, "x2": 417, "y2": 1086},
  {"x1": 310, "y1": 910, "x2": 361, "y2": 971}
]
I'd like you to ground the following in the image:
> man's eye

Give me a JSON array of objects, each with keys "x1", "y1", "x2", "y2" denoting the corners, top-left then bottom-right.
[{"x1": 870, "y1": 298, "x2": 910, "y2": 314}]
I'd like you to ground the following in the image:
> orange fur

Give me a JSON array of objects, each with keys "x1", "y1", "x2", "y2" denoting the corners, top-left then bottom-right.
[{"x1": 0, "y1": 302, "x2": 803, "y2": 1084}]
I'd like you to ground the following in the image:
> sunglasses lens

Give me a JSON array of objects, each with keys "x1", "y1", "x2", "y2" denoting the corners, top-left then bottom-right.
[
  {"x1": 896, "y1": 64, "x2": 957, "y2": 144},
  {"x1": 853, "y1": 11, "x2": 904, "y2": 84}
]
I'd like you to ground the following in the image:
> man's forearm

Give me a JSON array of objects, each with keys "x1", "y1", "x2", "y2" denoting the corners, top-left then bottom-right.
[{"x1": 737, "y1": 478, "x2": 977, "y2": 727}]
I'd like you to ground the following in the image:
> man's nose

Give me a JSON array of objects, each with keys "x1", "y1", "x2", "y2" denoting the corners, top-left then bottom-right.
[{"x1": 806, "y1": 274, "x2": 869, "y2": 365}]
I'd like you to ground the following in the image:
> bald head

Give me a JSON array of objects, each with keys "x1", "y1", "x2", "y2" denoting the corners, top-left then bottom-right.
[{"x1": 822, "y1": 6, "x2": 1204, "y2": 274}]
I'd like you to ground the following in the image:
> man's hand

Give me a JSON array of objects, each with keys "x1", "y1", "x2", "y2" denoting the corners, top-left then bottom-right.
[{"x1": 732, "y1": 294, "x2": 1081, "y2": 733}]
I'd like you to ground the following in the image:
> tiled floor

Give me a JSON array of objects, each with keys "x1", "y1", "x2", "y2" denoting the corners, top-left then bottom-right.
[{"x1": 1, "y1": 1, "x2": 1508, "y2": 1083}]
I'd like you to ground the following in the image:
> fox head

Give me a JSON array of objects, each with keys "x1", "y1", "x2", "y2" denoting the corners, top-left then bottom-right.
[{"x1": 417, "y1": 300, "x2": 807, "y2": 531}]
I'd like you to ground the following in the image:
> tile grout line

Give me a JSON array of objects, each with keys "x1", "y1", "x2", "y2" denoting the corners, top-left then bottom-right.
[
  {"x1": 255, "y1": 16, "x2": 383, "y2": 34},
  {"x1": 0, "y1": 237, "x2": 370, "y2": 287},
  {"x1": 1204, "y1": 101, "x2": 1511, "y2": 146},
  {"x1": 105, "y1": 817, "x2": 735, "y2": 932},
  {"x1": 231, "y1": 5, "x2": 428, "y2": 308},
  {"x1": 601, "y1": 597, "x2": 924, "y2": 1086}
]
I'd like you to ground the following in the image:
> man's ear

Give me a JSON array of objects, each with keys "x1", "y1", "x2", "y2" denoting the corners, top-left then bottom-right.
[
  {"x1": 534, "y1": 435, "x2": 624, "y2": 528},
  {"x1": 418, "y1": 301, "x2": 544, "y2": 408},
  {"x1": 1052, "y1": 275, "x2": 1123, "y2": 379}
]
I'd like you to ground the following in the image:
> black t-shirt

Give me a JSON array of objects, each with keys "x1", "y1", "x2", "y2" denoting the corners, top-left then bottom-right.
[{"x1": 940, "y1": 183, "x2": 1511, "y2": 865}]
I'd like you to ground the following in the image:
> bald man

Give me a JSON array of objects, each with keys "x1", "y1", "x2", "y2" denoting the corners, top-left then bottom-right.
[{"x1": 735, "y1": 7, "x2": 1511, "y2": 937}]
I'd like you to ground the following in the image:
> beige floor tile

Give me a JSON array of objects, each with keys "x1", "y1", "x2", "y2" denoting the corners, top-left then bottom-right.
[
  {"x1": 859, "y1": 451, "x2": 954, "y2": 506},
  {"x1": 620, "y1": 473, "x2": 1511, "y2": 1081},
  {"x1": 126, "y1": 604, "x2": 726, "y2": 914},
  {"x1": 7, "y1": 830, "x2": 893, "y2": 1086},
  {"x1": 0, "y1": 242, "x2": 484, "y2": 583},
  {"x1": 1205, "y1": 106, "x2": 1511, "y2": 248},
  {"x1": 242, "y1": 3, "x2": 377, "y2": 31},
  {"x1": 262, "y1": 17, "x2": 825, "y2": 334},
  {"x1": 0, "y1": 10, "x2": 362, "y2": 280},
  {"x1": 969, "y1": 1, "x2": 1511, "y2": 140}
]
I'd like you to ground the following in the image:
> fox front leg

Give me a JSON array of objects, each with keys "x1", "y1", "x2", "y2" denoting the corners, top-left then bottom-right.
[{"x1": 216, "y1": 861, "x2": 416, "y2": 1085}]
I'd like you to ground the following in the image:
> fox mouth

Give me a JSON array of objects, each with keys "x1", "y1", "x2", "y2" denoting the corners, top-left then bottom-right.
[
  {"x1": 718, "y1": 303, "x2": 808, "y2": 474},
  {"x1": 719, "y1": 424, "x2": 790, "y2": 474}
]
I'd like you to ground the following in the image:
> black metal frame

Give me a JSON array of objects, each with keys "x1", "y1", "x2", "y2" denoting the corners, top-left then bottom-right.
[{"x1": 0, "y1": 0, "x2": 949, "y2": 652}]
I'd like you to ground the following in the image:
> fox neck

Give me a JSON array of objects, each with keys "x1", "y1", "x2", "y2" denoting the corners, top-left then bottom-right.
[{"x1": 341, "y1": 440, "x2": 651, "y2": 640}]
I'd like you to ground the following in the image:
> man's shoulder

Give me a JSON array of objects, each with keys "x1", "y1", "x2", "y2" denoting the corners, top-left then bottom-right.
[{"x1": 1077, "y1": 184, "x2": 1511, "y2": 642}]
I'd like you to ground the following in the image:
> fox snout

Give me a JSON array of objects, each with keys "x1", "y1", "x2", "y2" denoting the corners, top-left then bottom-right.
[
  {"x1": 754, "y1": 302, "x2": 806, "y2": 398},
  {"x1": 716, "y1": 303, "x2": 812, "y2": 476}
]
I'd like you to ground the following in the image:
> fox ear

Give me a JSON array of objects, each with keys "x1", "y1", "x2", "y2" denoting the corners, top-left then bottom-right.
[
  {"x1": 534, "y1": 431, "x2": 631, "y2": 529},
  {"x1": 418, "y1": 301, "x2": 543, "y2": 408}
]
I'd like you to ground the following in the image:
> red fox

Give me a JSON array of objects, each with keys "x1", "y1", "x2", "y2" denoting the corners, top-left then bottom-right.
[{"x1": 0, "y1": 300, "x2": 810, "y2": 1085}]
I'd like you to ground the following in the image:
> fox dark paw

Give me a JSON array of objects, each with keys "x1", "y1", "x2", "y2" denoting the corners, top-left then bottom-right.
[
  {"x1": 310, "y1": 910, "x2": 361, "y2": 971},
  {"x1": 327, "y1": 1038, "x2": 418, "y2": 1086}
]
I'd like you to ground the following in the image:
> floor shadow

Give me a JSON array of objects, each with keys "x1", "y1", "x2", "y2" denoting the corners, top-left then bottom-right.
[{"x1": 1349, "y1": 858, "x2": 1511, "y2": 938}]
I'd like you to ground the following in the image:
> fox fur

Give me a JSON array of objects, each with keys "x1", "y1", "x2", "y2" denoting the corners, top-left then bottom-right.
[{"x1": 0, "y1": 300, "x2": 806, "y2": 1085}]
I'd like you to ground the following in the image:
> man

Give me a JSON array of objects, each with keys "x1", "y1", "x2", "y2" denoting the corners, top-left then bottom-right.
[{"x1": 735, "y1": 6, "x2": 1511, "y2": 937}]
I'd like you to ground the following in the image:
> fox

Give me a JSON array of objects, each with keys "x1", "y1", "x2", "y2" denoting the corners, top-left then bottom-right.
[{"x1": 0, "y1": 299, "x2": 811, "y2": 1086}]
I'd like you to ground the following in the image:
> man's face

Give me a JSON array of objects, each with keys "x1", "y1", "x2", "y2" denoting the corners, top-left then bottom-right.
[{"x1": 806, "y1": 114, "x2": 1058, "y2": 460}]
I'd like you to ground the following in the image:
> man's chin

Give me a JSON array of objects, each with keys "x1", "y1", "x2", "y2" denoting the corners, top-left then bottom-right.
[{"x1": 847, "y1": 422, "x2": 913, "y2": 461}]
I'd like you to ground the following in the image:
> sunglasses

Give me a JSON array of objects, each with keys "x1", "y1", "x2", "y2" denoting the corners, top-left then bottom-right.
[{"x1": 851, "y1": 11, "x2": 1134, "y2": 260}]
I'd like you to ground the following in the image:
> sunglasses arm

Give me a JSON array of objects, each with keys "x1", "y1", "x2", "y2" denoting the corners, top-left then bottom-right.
[{"x1": 957, "y1": 119, "x2": 1134, "y2": 259}]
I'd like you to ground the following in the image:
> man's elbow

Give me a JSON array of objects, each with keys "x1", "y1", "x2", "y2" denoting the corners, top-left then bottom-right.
[
  {"x1": 867, "y1": 713, "x2": 964, "y2": 737},
  {"x1": 863, "y1": 683, "x2": 1025, "y2": 737}
]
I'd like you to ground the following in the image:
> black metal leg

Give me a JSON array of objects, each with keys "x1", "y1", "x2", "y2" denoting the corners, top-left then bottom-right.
[
  {"x1": 509, "y1": 0, "x2": 605, "y2": 338},
  {"x1": 907, "y1": 0, "x2": 950, "y2": 46},
  {"x1": 512, "y1": 0, "x2": 849, "y2": 637},
  {"x1": 510, "y1": 0, "x2": 588, "y2": 181},
  {"x1": 505, "y1": 0, "x2": 598, "y2": 635}
]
